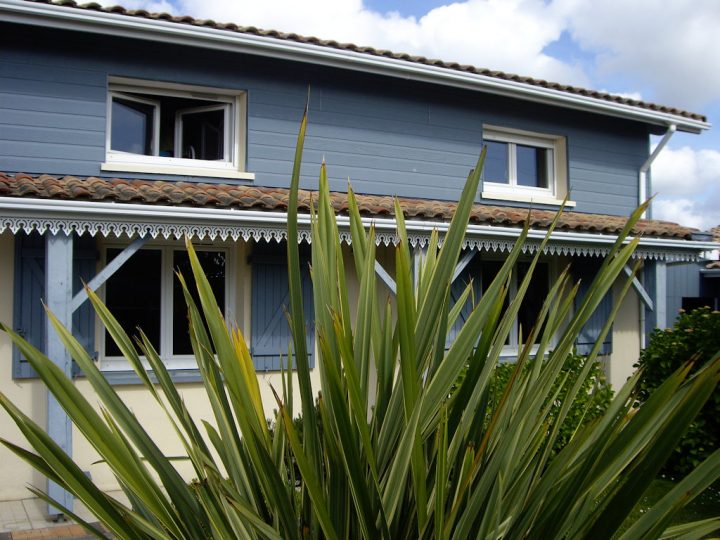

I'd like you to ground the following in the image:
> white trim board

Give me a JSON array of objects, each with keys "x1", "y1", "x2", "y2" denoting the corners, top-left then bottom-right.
[{"x1": 1, "y1": 196, "x2": 717, "y2": 262}]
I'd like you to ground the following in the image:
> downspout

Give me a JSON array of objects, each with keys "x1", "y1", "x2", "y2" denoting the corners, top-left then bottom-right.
[
  {"x1": 639, "y1": 123, "x2": 676, "y2": 215},
  {"x1": 638, "y1": 123, "x2": 675, "y2": 348}
]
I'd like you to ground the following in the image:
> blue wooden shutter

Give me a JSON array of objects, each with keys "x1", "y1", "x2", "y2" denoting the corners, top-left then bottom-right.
[
  {"x1": 13, "y1": 232, "x2": 45, "y2": 378},
  {"x1": 13, "y1": 233, "x2": 97, "y2": 379},
  {"x1": 251, "y1": 245, "x2": 314, "y2": 371},
  {"x1": 573, "y1": 258, "x2": 613, "y2": 356}
]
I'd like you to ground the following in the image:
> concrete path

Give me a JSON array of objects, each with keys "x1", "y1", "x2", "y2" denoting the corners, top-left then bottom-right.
[{"x1": 0, "y1": 493, "x2": 123, "y2": 539}]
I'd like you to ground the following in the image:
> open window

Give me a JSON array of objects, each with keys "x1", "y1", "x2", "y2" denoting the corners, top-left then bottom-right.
[
  {"x1": 481, "y1": 125, "x2": 568, "y2": 205},
  {"x1": 103, "y1": 77, "x2": 251, "y2": 179}
]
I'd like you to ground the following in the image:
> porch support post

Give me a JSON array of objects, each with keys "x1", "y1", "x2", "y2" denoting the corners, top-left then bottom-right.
[
  {"x1": 644, "y1": 260, "x2": 668, "y2": 338},
  {"x1": 655, "y1": 261, "x2": 668, "y2": 330},
  {"x1": 45, "y1": 232, "x2": 74, "y2": 516},
  {"x1": 412, "y1": 246, "x2": 425, "y2": 292}
]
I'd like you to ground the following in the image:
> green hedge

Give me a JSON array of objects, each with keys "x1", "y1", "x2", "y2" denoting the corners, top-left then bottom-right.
[{"x1": 635, "y1": 307, "x2": 720, "y2": 477}]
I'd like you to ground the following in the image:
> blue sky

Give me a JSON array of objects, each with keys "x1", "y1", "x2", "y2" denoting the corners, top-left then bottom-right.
[{"x1": 128, "y1": 0, "x2": 719, "y2": 230}]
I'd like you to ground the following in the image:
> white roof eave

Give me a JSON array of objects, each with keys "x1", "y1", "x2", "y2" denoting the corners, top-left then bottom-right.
[
  {"x1": 1, "y1": 197, "x2": 717, "y2": 263},
  {"x1": 0, "y1": 0, "x2": 711, "y2": 134}
]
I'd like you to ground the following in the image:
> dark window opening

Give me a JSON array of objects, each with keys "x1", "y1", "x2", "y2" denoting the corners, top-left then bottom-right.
[
  {"x1": 104, "y1": 249, "x2": 162, "y2": 356},
  {"x1": 172, "y1": 250, "x2": 226, "y2": 355}
]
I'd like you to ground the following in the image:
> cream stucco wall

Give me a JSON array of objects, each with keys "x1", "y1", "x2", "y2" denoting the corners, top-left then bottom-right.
[{"x1": 0, "y1": 231, "x2": 50, "y2": 500}]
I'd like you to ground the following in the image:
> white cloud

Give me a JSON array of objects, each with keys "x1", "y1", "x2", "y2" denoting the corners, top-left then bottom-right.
[
  {"x1": 653, "y1": 198, "x2": 707, "y2": 230},
  {"x1": 651, "y1": 146, "x2": 720, "y2": 230},
  {"x1": 110, "y1": 0, "x2": 589, "y2": 87},
  {"x1": 559, "y1": 0, "x2": 720, "y2": 110}
]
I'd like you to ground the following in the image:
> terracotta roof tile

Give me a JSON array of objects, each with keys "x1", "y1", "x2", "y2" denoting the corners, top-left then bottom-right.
[
  {"x1": 19, "y1": 0, "x2": 705, "y2": 123},
  {"x1": 0, "y1": 173, "x2": 698, "y2": 240}
]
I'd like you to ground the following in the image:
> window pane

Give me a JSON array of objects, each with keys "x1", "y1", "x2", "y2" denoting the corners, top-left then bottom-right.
[
  {"x1": 111, "y1": 98, "x2": 154, "y2": 155},
  {"x1": 105, "y1": 249, "x2": 161, "y2": 356},
  {"x1": 483, "y1": 140, "x2": 509, "y2": 183},
  {"x1": 180, "y1": 109, "x2": 225, "y2": 160},
  {"x1": 517, "y1": 262, "x2": 549, "y2": 344},
  {"x1": 173, "y1": 250, "x2": 226, "y2": 356},
  {"x1": 516, "y1": 145, "x2": 549, "y2": 188}
]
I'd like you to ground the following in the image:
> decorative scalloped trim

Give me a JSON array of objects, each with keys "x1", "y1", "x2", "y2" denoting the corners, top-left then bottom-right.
[{"x1": 0, "y1": 215, "x2": 700, "y2": 262}]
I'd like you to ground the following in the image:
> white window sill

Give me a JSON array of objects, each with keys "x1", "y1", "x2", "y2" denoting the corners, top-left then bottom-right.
[
  {"x1": 101, "y1": 162, "x2": 256, "y2": 180},
  {"x1": 481, "y1": 191, "x2": 576, "y2": 207}
]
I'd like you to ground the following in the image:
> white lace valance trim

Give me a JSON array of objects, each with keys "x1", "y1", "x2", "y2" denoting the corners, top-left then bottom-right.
[{"x1": 0, "y1": 212, "x2": 705, "y2": 263}]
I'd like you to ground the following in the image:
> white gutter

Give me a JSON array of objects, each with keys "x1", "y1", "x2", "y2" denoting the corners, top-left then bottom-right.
[
  {"x1": 640, "y1": 124, "x2": 676, "y2": 215},
  {"x1": 1, "y1": 197, "x2": 718, "y2": 253},
  {"x1": 0, "y1": 0, "x2": 711, "y2": 134}
]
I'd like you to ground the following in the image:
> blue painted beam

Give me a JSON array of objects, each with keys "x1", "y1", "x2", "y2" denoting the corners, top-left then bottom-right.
[
  {"x1": 70, "y1": 235, "x2": 148, "y2": 314},
  {"x1": 45, "y1": 233, "x2": 74, "y2": 516},
  {"x1": 623, "y1": 264, "x2": 654, "y2": 311},
  {"x1": 374, "y1": 260, "x2": 396, "y2": 295},
  {"x1": 452, "y1": 249, "x2": 477, "y2": 284}
]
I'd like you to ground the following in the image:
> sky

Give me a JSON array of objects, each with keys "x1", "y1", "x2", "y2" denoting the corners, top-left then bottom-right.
[{"x1": 119, "y1": 0, "x2": 719, "y2": 231}]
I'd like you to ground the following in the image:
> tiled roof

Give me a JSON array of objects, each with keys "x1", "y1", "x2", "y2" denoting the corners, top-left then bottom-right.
[
  {"x1": 18, "y1": 0, "x2": 705, "y2": 123},
  {"x1": 0, "y1": 173, "x2": 698, "y2": 240}
]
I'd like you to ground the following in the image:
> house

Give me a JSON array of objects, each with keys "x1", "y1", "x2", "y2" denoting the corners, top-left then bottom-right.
[
  {"x1": 664, "y1": 226, "x2": 720, "y2": 317},
  {"x1": 0, "y1": 0, "x2": 717, "y2": 512}
]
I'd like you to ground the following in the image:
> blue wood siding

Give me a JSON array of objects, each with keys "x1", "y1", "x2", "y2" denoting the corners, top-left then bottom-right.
[
  {"x1": 666, "y1": 262, "x2": 703, "y2": 322},
  {"x1": 1, "y1": 24, "x2": 647, "y2": 216}
]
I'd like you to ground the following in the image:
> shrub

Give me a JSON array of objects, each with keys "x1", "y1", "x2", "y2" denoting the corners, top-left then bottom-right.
[
  {"x1": 635, "y1": 307, "x2": 720, "y2": 477},
  {"x1": 491, "y1": 353, "x2": 613, "y2": 455},
  {"x1": 1, "y1": 110, "x2": 719, "y2": 539}
]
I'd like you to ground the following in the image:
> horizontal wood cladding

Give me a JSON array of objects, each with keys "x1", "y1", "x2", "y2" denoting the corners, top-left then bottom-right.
[{"x1": 0, "y1": 24, "x2": 649, "y2": 216}]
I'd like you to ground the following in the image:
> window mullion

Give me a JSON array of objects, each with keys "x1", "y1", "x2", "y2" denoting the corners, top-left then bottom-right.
[
  {"x1": 161, "y1": 247, "x2": 172, "y2": 363},
  {"x1": 508, "y1": 143, "x2": 518, "y2": 187}
]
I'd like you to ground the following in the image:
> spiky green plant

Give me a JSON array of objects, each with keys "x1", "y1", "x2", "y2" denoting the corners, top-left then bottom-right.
[{"x1": 1, "y1": 107, "x2": 719, "y2": 539}]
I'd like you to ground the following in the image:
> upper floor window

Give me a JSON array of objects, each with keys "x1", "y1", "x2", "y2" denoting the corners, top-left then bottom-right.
[
  {"x1": 102, "y1": 77, "x2": 253, "y2": 180},
  {"x1": 481, "y1": 125, "x2": 568, "y2": 205}
]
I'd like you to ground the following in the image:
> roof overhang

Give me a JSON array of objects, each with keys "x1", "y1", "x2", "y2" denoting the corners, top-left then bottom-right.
[
  {"x1": 0, "y1": 0, "x2": 710, "y2": 134},
  {"x1": 1, "y1": 197, "x2": 717, "y2": 263}
]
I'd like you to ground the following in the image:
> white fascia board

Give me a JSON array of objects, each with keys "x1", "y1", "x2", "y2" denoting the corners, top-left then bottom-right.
[
  {"x1": 1, "y1": 0, "x2": 710, "y2": 134},
  {"x1": 2, "y1": 197, "x2": 718, "y2": 253}
]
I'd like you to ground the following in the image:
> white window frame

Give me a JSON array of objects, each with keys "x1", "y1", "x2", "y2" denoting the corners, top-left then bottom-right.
[
  {"x1": 99, "y1": 242, "x2": 236, "y2": 371},
  {"x1": 102, "y1": 77, "x2": 253, "y2": 180},
  {"x1": 174, "y1": 103, "x2": 232, "y2": 162},
  {"x1": 108, "y1": 92, "x2": 161, "y2": 157},
  {"x1": 481, "y1": 125, "x2": 571, "y2": 207}
]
